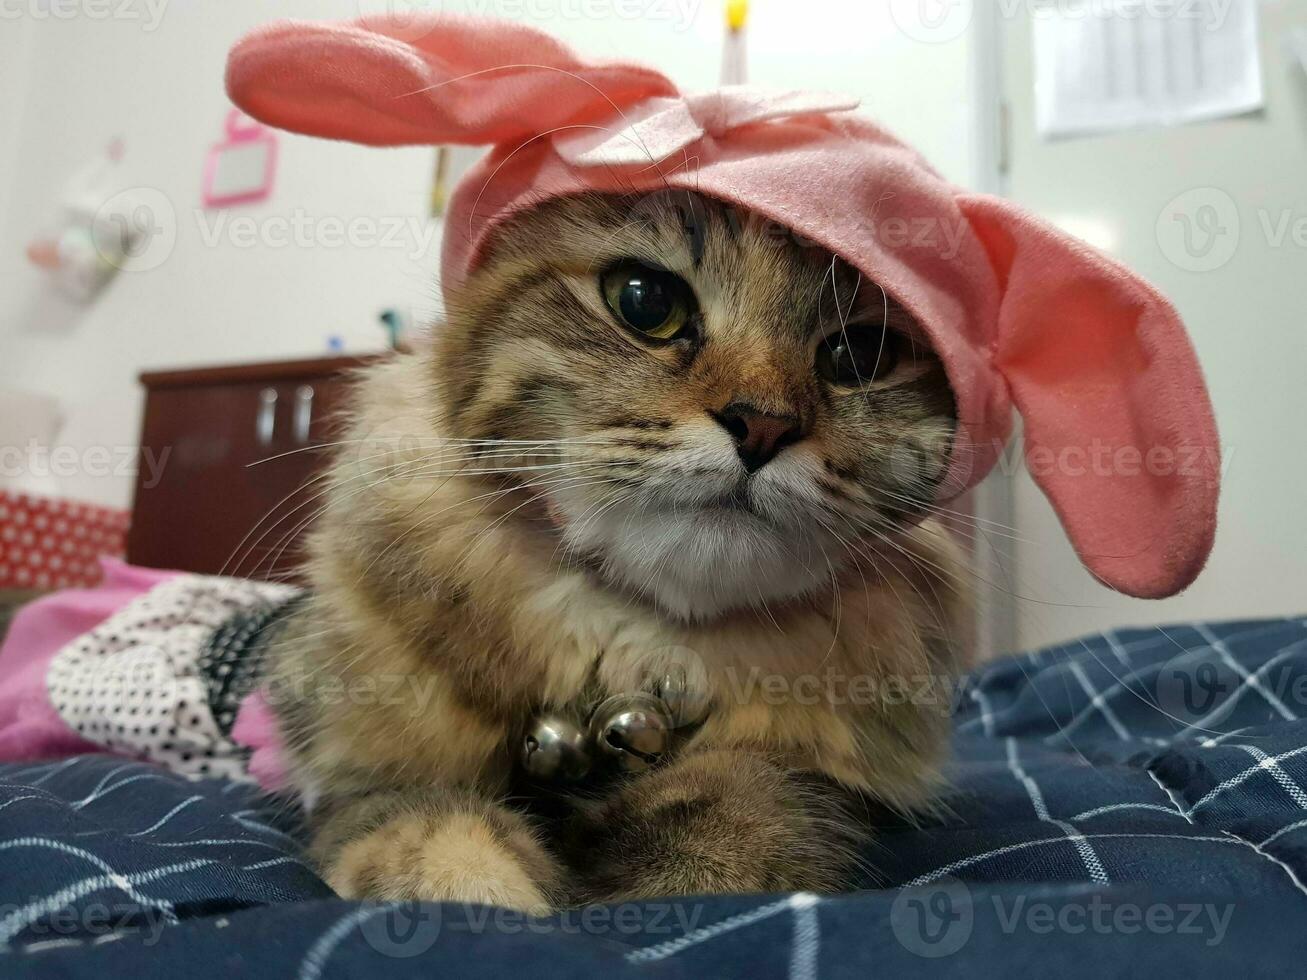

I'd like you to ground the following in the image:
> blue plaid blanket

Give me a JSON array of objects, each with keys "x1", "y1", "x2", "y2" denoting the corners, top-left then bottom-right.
[{"x1": 3, "y1": 617, "x2": 1307, "y2": 977}]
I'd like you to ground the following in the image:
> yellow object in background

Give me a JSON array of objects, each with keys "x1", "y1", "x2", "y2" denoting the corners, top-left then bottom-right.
[
  {"x1": 430, "y1": 146, "x2": 450, "y2": 218},
  {"x1": 726, "y1": 0, "x2": 749, "y2": 32},
  {"x1": 722, "y1": 0, "x2": 748, "y2": 84}
]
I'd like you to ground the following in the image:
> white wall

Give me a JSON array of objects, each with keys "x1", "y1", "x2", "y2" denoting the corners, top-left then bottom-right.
[
  {"x1": 0, "y1": 2, "x2": 981, "y2": 511},
  {"x1": 999, "y1": 1, "x2": 1307, "y2": 649},
  {"x1": 0, "y1": 16, "x2": 37, "y2": 252},
  {"x1": 0, "y1": 1, "x2": 436, "y2": 510}
]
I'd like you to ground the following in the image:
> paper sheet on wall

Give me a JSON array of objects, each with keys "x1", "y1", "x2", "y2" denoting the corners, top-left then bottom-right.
[{"x1": 1034, "y1": 0, "x2": 1264, "y2": 139}]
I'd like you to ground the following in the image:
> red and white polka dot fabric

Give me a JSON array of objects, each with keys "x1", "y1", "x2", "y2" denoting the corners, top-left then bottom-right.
[{"x1": 0, "y1": 491, "x2": 130, "y2": 591}]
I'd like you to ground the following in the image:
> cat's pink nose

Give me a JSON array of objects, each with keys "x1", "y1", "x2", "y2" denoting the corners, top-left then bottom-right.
[{"x1": 711, "y1": 403, "x2": 803, "y2": 473}]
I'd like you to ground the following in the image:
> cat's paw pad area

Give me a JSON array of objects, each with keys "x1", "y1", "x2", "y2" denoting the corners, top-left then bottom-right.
[{"x1": 325, "y1": 810, "x2": 555, "y2": 915}]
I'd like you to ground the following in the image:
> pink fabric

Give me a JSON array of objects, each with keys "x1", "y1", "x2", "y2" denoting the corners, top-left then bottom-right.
[
  {"x1": 226, "y1": 14, "x2": 1220, "y2": 598},
  {"x1": 0, "y1": 558, "x2": 177, "y2": 761},
  {"x1": 231, "y1": 689, "x2": 290, "y2": 793}
]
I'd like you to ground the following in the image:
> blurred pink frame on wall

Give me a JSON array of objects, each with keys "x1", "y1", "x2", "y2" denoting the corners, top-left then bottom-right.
[{"x1": 202, "y1": 109, "x2": 278, "y2": 208}]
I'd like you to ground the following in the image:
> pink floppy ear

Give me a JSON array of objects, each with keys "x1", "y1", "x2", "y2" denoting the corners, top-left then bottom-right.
[
  {"x1": 956, "y1": 194, "x2": 1220, "y2": 599},
  {"x1": 225, "y1": 14, "x2": 676, "y2": 147}
]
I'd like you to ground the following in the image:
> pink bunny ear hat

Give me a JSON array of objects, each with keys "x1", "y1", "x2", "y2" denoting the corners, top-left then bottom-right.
[{"x1": 226, "y1": 14, "x2": 1220, "y2": 600}]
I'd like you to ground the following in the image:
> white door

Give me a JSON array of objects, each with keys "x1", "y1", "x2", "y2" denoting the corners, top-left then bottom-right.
[{"x1": 992, "y1": 1, "x2": 1307, "y2": 649}]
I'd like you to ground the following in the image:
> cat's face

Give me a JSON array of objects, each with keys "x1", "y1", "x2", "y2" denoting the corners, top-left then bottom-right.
[{"x1": 436, "y1": 192, "x2": 956, "y2": 620}]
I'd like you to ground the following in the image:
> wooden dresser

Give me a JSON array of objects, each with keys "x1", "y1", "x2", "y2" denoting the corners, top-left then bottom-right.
[{"x1": 127, "y1": 354, "x2": 386, "y2": 580}]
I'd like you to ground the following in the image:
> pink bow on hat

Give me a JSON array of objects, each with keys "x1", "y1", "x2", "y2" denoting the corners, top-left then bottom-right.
[
  {"x1": 226, "y1": 14, "x2": 1220, "y2": 601},
  {"x1": 551, "y1": 87, "x2": 861, "y2": 167}
]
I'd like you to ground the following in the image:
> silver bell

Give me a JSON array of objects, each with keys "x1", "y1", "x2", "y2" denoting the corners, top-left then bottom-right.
[
  {"x1": 591, "y1": 694, "x2": 672, "y2": 773},
  {"x1": 521, "y1": 714, "x2": 592, "y2": 782},
  {"x1": 657, "y1": 662, "x2": 711, "y2": 728}
]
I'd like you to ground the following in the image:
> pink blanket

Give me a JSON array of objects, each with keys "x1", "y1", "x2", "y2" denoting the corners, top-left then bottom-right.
[{"x1": 0, "y1": 559, "x2": 290, "y2": 791}]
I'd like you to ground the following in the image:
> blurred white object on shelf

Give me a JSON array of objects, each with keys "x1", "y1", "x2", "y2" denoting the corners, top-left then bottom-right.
[
  {"x1": 721, "y1": 0, "x2": 748, "y2": 85},
  {"x1": 23, "y1": 140, "x2": 159, "y2": 302},
  {"x1": 0, "y1": 390, "x2": 64, "y2": 498}
]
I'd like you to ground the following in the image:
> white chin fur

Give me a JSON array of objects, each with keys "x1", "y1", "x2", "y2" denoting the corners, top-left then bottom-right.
[{"x1": 551, "y1": 446, "x2": 843, "y2": 621}]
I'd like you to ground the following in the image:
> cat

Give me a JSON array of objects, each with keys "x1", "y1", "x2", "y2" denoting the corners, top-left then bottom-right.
[{"x1": 265, "y1": 190, "x2": 970, "y2": 910}]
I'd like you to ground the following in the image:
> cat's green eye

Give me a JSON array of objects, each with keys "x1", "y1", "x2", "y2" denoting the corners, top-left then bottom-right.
[{"x1": 601, "y1": 263, "x2": 696, "y2": 341}]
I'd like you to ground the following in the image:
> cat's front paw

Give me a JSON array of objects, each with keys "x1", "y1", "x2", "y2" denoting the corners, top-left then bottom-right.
[
  {"x1": 324, "y1": 808, "x2": 560, "y2": 915},
  {"x1": 568, "y1": 749, "x2": 860, "y2": 902}
]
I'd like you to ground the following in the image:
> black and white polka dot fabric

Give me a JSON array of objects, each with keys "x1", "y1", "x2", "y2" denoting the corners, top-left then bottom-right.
[{"x1": 45, "y1": 574, "x2": 303, "y2": 781}]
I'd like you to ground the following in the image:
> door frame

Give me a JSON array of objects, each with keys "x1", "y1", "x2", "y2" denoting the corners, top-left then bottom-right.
[{"x1": 965, "y1": 4, "x2": 1019, "y2": 662}]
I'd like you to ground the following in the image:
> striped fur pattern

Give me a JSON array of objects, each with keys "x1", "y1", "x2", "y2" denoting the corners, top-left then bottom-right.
[{"x1": 269, "y1": 192, "x2": 970, "y2": 908}]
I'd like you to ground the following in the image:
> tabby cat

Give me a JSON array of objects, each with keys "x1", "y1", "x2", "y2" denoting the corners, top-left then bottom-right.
[{"x1": 267, "y1": 190, "x2": 969, "y2": 910}]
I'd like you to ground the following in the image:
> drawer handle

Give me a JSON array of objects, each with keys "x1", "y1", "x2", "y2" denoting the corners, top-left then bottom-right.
[
  {"x1": 294, "y1": 385, "x2": 315, "y2": 445},
  {"x1": 256, "y1": 387, "x2": 278, "y2": 446}
]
